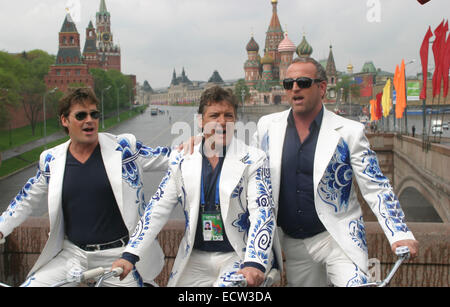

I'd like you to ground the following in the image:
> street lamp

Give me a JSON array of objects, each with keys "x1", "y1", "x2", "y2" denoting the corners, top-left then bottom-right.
[
  {"x1": 101, "y1": 85, "x2": 111, "y2": 129},
  {"x1": 43, "y1": 87, "x2": 58, "y2": 149},
  {"x1": 404, "y1": 59, "x2": 416, "y2": 134},
  {"x1": 241, "y1": 89, "x2": 246, "y2": 117},
  {"x1": 117, "y1": 84, "x2": 125, "y2": 122},
  {"x1": 129, "y1": 85, "x2": 137, "y2": 117}
]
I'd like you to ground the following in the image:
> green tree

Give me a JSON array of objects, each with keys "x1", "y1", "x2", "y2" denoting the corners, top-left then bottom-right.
[
  {"x1": 90, "y1": 68, "x2": 134, "y2": 117},
  {"x1": 0, "y1": 68, "x2": 21, "y2": 129},
  {"x1": 17, "y1": 50, "x2": 56, "y2": 135}
]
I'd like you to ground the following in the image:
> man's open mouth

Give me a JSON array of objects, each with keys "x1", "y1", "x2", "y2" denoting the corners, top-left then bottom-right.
[{"x1": 293, "y1": 95, "x2": 304, "y2": 102}]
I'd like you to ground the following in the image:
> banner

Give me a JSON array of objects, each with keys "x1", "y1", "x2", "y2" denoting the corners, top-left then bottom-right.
[{"x1": 407, "y1": 81, "x2": 421, "y2": 101}]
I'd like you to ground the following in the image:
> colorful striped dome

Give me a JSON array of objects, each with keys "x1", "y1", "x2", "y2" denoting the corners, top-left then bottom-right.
[
  {"x1": 296, "y1": 35, "x2": 313, "y2": 57},
  {"x1": 246, "y1": 36, "x2": 260, "y2": 52}
]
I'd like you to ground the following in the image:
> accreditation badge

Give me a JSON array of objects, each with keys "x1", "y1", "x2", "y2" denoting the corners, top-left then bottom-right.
[{"x1": 201, "y1": 213, "x2": 224, "y2": 241}]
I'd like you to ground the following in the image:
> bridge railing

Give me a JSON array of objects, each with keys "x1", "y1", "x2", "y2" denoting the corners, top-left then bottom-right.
[{"x1": 1, "y1": 217, "x2": 448, "y2": 287}]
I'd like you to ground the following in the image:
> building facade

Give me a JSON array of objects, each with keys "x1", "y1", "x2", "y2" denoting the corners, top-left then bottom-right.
[
  {"x1": 243, "y1": 0, "x2": 338, "y2": 105},
  {"x1": 45, "y1": 0, "x2": 121, "y2": 92}
]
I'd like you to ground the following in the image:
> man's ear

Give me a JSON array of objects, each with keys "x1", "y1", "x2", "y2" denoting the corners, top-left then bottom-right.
[
  {"x1": 60, "y1": 114, "x2": 69, "y2": 128},
  {"x1": 319, "y1": 81, "x2": 328, "y2": 99}
]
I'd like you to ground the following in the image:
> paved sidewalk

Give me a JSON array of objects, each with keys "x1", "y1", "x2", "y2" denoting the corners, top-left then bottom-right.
[{"x1": 0, "y1": 131, "x2": 66, "y2": 161}]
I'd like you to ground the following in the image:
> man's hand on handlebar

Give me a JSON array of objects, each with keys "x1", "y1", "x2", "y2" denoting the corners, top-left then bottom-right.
[
  {"x1": 237, "y1": 267, "x2": 265, "y2": 287},
  {"x1": 111, "y1": 258, "x2": 133, "y2": 281},
  {"x1": 391, "y1": 239, "x2": 419, "y2": 258}
]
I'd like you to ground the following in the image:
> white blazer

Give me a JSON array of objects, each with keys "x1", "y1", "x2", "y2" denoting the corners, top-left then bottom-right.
[
  {"x1": 0, "y1": 133, "x2": 170, "y2": 281},
  {"x1": 253, "y1": 107, "x2": 415, "y2": 273},
  {"x1": 124, "y1": 137, "x2": 283, "y2": 286}
]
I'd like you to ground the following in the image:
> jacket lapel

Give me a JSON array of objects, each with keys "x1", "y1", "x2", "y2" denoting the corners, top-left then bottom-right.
[
  {"x1": 219, "y1": 138, "x2": 247, "y2": 223},
  {"x1": 99, "y1": 133, "x2": 124, "y2": 214},
  {"x1": 48, "y1": 140, "x2": 70, "y2": 229},
  {"x1": 181, "y1": 145, "x2": 202, "y2": 237},
  {"x1": 268, "y1": 110, "x2": 289, "y2": 202},
  {"x1": 314, "y1": 108, "x2": 343, "y2": 192}
]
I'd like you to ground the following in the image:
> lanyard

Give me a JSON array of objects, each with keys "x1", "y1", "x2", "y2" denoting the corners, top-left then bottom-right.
[{"x1": 200, "y1": 172, "x2": 221, "y2": 212}]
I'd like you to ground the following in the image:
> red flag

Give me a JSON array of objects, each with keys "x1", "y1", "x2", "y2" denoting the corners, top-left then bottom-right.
[
  {"x1": 432, "y1": 20, "x2": 448, "y2": 97},
  {"x1": 443, "y1": 29, "x2": 450, "y2": 97},
  {"x1": 376, "y1": 92, "x2": 383, "y2": 120},
  {"x1": 419, "y1": 27, "x2": 433, "y2": 100}
]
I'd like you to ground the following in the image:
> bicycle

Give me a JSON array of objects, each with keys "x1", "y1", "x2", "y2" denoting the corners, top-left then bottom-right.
[
  {"x1": 0, "y1": 267, "x2": 123, "y2": 287},
  {"x1": 356, "y1": 246, "x2": 410, "y2": 287}
]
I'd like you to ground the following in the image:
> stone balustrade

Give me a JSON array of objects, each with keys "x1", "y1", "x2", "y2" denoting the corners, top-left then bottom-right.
[{"x1": 1, "y1": 217, "x2": 448, "y2": 287}]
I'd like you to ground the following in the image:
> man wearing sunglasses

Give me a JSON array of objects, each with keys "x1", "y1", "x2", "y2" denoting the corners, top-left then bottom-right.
[
  {"x1": 0, "y1": 88, "x2": 171, "y2": 287},
  {"x1": 252, "y1": 57, "x2": 418, "y2": 287}
]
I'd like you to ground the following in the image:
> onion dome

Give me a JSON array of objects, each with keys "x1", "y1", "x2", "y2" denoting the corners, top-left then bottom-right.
[
  {"x1": 261, "y1": 52, "x2": 274, "y2": 65},
  {"x1": 246, "y1": 36, "x2": 260, "y2": 52},
  {"x1": 296, "y1": 35, "x2": 313, "y2": 57},
  {"x1": 278, "y1": 32, "x2": 296, "y2": 53},
  {"x1": 347, "y1": 62, "x2": 354, "y2": 73}
]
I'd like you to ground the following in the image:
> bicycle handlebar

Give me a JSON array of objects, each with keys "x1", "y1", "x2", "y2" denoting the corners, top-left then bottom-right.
[{"x1": 357, "y1": 246, "x2": 410, "y2": 287}]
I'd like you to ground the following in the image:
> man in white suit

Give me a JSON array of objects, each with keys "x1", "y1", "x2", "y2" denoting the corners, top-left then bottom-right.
[
  {"x1": 112, "y1": 86, "x2": 282, "y2": 287},
  {"x1": 252, "y1": 57, "x2": 418, "y2": 287},
  {"x1": 0, "y1": 88, "x2": 170, "y2": 286}
]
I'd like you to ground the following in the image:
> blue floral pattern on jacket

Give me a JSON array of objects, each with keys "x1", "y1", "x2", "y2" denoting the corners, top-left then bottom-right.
[
  {"x1": 246, "y1": 161, "x2": 275, "y2": 266},
  {"x1": 317, "y1": 139, "x2": 353, "y2": 213}
]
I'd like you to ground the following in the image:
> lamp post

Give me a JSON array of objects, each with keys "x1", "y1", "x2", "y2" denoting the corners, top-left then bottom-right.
[
  {"x1": 241, "y1": 89, "x2": 246, "y2": 117},
  {"x1": 404, "y1": 59, "x2": 416, "y2": 134},
  {"x1": 117, "y1": 84, "x2": 125, "y2": 122},
  {"x1": 43, "y1": 87, "x2": 58, "y2": 149},
  {"x1": 129, "y1": 85, "x2": 137, "y2": 117},
  {"x1": 101, "y1": 85, "x2": 111, "y2": 129}
]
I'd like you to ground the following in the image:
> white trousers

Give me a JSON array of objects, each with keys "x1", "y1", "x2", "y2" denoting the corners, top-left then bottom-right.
[
  {"x1": 21, "y1": 240, "x2": 143, "y2": 287},
  {"x1": 281, "y1": 230, "x2": 369, "y2": 287},
  {"x1": 175, "y1": 250, "x2": 242, "y2": 287}
]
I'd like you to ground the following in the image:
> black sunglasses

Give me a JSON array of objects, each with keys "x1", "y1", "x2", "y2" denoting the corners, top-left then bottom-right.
[
  {"x1": 283, "y1": 77, "x2": 323, "y2": 90},
  {"x1": 74, "y1": 110, "x2": 101, "y2": 121}
]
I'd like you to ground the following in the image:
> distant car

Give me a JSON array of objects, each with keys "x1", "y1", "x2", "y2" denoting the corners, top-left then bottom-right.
[
  {"x1": 150, "y1": 108, "x2": 158, "y2": 116},
  {"x1": 443, "y1": 123, "x2": 449, "y2": 130}
]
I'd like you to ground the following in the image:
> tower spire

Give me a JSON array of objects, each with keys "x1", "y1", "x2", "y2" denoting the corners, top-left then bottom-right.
[{"x1": 99, "y1": 0, "x2": 108, "y2": 13}]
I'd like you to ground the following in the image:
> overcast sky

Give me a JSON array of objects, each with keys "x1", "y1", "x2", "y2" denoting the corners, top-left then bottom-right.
[{"x1": 0, "y1": 0, "x2": 448, "y2": 88}]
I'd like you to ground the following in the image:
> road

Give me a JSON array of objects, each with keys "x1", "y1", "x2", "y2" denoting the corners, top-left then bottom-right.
[{"x1": 0, "y1": 106, "x2": 199, "y2": 220}]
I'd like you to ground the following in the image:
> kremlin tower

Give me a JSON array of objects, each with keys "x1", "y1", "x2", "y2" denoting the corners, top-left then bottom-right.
[
  {"x1": 45, "y1": 0, "x2": 122, "y2": 93},
  {"x1": 44, "y1": 13, "x2": 94, "y2": 92}
]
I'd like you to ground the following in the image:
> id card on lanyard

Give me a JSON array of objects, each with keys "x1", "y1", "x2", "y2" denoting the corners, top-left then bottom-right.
[{"x1": 201, "y1": 173, "x2": 224, "y2": 242}]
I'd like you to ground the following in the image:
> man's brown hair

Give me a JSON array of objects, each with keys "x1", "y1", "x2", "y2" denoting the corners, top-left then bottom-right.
[
  {"x1": 198, "y1": 85, "x2": 239, "y2": 116},
  {"x1": 58, "y1": 88, "x2": 100, "y2": 133}
]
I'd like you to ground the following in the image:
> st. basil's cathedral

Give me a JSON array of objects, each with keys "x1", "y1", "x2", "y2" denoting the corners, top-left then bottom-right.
[{"x1": 244, "y1": 0, "x2": 338, "y2": 105}]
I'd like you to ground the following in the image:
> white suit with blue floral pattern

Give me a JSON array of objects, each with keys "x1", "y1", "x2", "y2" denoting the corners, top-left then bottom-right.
[
  {"x1": 253, "y1": 108, "x2": 415, "y2": 285},
  {"x1": 124, "y1": 137, "x2": 283, "y2": 286},
  {"x1": 0, "y1": 133, "x2": 170, "y2": 284}
]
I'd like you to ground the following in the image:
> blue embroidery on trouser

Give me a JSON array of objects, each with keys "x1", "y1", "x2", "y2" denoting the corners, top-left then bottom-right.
[{"x1": 346, "y1": 265, "x2": 369, "y2": 287}]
